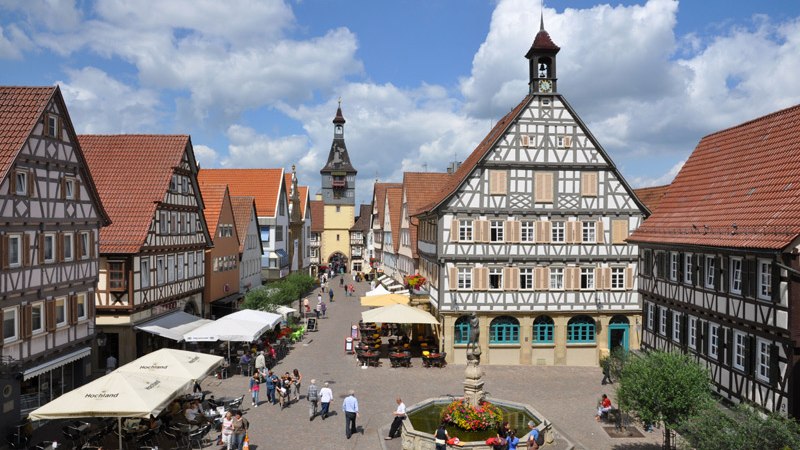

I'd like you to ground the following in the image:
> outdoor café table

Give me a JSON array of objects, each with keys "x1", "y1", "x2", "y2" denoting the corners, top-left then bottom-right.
[
  {"x1": 389, "y1": 353, "x2": 408, "y2": 368},
  {"x1": 362, "y1": 351, "x2": 380, "y2": 367}
]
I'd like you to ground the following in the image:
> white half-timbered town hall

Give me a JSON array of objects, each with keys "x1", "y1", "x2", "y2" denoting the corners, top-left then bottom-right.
[
  {"x1": 630, "y1": 104, "x2": 800, "y2": 417},
  {"x1": 415, "y1": 20, "x2": 648, "y2": 366}
]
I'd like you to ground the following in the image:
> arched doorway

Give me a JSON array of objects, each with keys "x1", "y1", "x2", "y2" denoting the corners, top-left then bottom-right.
[
  {"x1": 327, "y1": 252, "x2": 349, "y2": 274},
  {"x1": 608, "y1": 315, "x2": 630, "y2": 352}
]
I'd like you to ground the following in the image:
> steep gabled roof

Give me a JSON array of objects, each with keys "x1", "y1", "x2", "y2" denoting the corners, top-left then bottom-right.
[
  {"x1": 386, "y1": 186, "x2": 403, "y2": 253},
  {"x1": 635, "y1": 185, "x2": 670, "y2": 213},
  {"x1": 230, "y1": 196, "x2": 259, "y2": 254},
  {"x1": 402, "y1": 172, "x2": 450, "y2": 257},
  {"x1": 80, "y1": 134, "x2": 196, "y2": 254},
  {"x1": 198, "y1": 168, "x2": 284, "y2": 218},
  {"x1": 309, "y1": 200, "x2": 325, "y2": 233},
  {"x1": 350, "y1": 204, "x2": 371, "y2": 232},
  {"x1": 630, "y1": 103, "x2": 800, "y2": 249},
  {"x1": 372, "y1": 182, "x2": 402, "y2": 229},
  {"x1": 198, "y1": 183, "x2": 228, "y2": 240}
]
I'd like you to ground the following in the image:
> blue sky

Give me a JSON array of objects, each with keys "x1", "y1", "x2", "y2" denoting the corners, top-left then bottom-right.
[{"x1": 2, "y1": 0, "x2": 800, "y2": 206}]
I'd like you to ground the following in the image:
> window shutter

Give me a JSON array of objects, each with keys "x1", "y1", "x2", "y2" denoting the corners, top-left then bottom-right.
[
  {"x1": 450, "y1": 219, "x2": 459, "y2": 242},
  {"x1": 698, "y1": 256, "x2": 706, "y2": 288},
  {"x1": 642, "y1": 303, "x2": 650, "y2": 330},
  {"x1": 716, "y1": 256, "x2": 724, "y2": 292},
  {"x1": 574, "y1": 221, "x2": 583, "y2": 244},
  {"x1": 580, "y1": 172, "x2": 598, "y2": 196},
  {"x1": 60, "y1": 177, "x2": 66, "y2": 200},
  {"x1": 521, "y1": 135, "x2": 529, "y2": 147},
  {"x1": 90, "y1": 231, "x2": 96, "y2": 258},
  {"x1": 725, "y1": 329, "x2": 733, "y2": 366},
  {"x1": 28, "y1": 171, "x2": 35, "y2": 197},
  {"x1": 534, "y1": 267, "x2": 548, "y2": 290},
  {"x1": 89, "y1": 292, "x2": 96, "y2": 320},
  {"x1": 0, "y1": 235, "x2": 7, "y2": 269},
  {"x1": 22, "y1": 304, "x2": 32, "y2": 339},
  {"x1": 74, "y1": 233, "x2": 82, "y2": 259},
  {"x1": 595, "y1": 267, "x2": 604, "y2": 291},
  {"x1": 56, "y1": 232, "x2": 63, "y2": 262},
  {"x1": 56, "y1": 116, "x2": 62, "y2": 140},
  {"x1": 666, "y1": 310, "x2": 673, "y2": 339},
  {"x1": 23, "y1": 233, "x2": 31, "y2": 266},
  {"x1": 9, "y1": 173, "x2": 15, "y2": 196},
  {"x1": 603, "y1": 267, "x2": 612, "y2": 290},
  {"x1": 565, "y1": 222, "x2": 575, "y2": 244},
  {"x1": 512, "y1": 220, "x2": 521, "y2": 243},
  {"x1": 611, "y1": 219, "x2": 629, "y2": 244},
  {"x1": 745, "y1": 259, "x2": 757, "y2": 298},
  {"x1": 534, "y1": 172, "x2": 554, "y2": 203},
  {"x1": 744, "y1": 335, "x2": 754, "y2": 374},
  {"x1": 489, "y1": 170, "x2": 507, "y2": 195},
  {"x1": 679, "y1": 315, "x2": 688, "y2": 347},
  {"x1": 46, "y1": 299, "x2": 56, "y2": 332},
  {"x1": 479, "y1": 221, "x2": 490, "y2": 243},
  {"x1": 699, "y1": 321, "x2": 708, "y2": 355},
  {"x1": 771, "y1": 262, "x2": 780, "y2": 303},
  {"x1": 596, "y1": 220, "x2": 604, "y2": 244},
  {"x1": 536, "y1": 221, "x2": 551, "y2": 244},
  {"x1": 770, "y1": 344, "x2": 780, "y2": 387},
  {"x1": 718, "y1": 327, "x2": 726, "y2": 363},
  {"x1": 625, "y1": 266, "x2": 634, "y2": 290},
  {"x1": 503, "y1": 267, "x2": 515, "y2": 290},
  {"x1": 511, "y1": 267, "x2": 520, "y2": 290},
  {"x1": 75, "y1": 179, "x2": 81, "y2": 200},
  {"x1": 37, "y1": 233, "x2": 44, "y2": 264},
  {"x1": 68, "y1": 295, "x2": 78, "y2": 325},
  {"x1": 504, "y1": 221, "x2": 514, "y2": 243},
  {"x1": 571, "y1": 267, "x2": 582, "y2": 290}
]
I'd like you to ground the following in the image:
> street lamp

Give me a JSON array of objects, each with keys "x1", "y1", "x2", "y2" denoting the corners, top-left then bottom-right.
[{"x1": 96, "y1": 330, "x2": 107, "y2": 348}]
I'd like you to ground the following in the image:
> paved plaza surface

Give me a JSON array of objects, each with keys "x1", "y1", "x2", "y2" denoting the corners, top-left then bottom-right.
[{"x1": 200, "y1": 277, "x2": 663, "y2": 450}]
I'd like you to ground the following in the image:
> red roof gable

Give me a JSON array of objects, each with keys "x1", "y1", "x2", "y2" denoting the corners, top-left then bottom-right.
[
  {"x1": 198, "y1": 183, "x2": 227, "y2": 240},
  {"x1": 402, "y1": 172, "x2": 451, "y2": 257},
  {"x1": 350, "y1": 204, "x2": 371, "y2": 232},
  {"x1": 0, "y1": 87, "x2": 55, "y2": 181},
  {"x1": 386, "y1": 186, "x2": 403, "y2": 253},
  {"x1": 373, "y1": 182, "x2": 402, "y2": 230},
  {"x1": 630, "y1": 103, "x2": 800, "y2": 249},
  {"x1": 309, "y1": 200, "x2": 325, "y2": 233},
  {"x1": 230, "y1": 196, "x2": 258, "y2": 254},
  {"x1": 634, "y1": 185, "x2": 670, "y2": 213},
  {"x1": 80, "y1": 134, "x2": 196, "y2": 254},
  {"x1": 198, "y1": 168, "x2": 284, "y2": 218}
]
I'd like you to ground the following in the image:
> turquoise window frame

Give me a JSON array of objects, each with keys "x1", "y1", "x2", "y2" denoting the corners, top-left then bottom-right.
[
  {"x1": 490, "y1": 317, "x2": 519, "y2": 344},
  {"x1": 454, "y1": 317, "x2": 471, "y2": 344},
  {"x1": 533, "y1": 316, "x2": 554, "y2": 343},
  {"x1": 567, "y1": 316, "x2": 596, "y2": 343}
]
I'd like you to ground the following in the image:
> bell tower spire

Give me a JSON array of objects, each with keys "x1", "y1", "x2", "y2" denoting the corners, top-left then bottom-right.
[
  {"x1": 320, "y1": 100, "x2": 357, "y2": 206},
  {"x1": 525, "y1": 9, "x2": 560, "y2": 95}
]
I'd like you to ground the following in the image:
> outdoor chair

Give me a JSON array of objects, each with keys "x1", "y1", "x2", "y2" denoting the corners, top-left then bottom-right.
[
  {"x1": 187, "y1": 423, "x2": 211, "y2": 449},
  {"x1": 62, "y1": 426, "x2": 82, "y2": 447},
  {"x1": 5, "y1": 433, "x2": 28, "y2": 450},
  {"x1": 226, "y1": 395, "x2": 244, "y2": 410},
  {"x1": 33, "y1": 441, "x2": 54, "y2": 450}
]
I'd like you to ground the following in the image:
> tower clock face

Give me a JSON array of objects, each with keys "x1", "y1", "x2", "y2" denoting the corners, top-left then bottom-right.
[{"x1": 538, "y1": 79, "x2": 552, "y2": 93}]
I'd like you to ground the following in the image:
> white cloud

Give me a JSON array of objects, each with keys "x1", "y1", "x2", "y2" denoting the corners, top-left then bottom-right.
[
  {"x1": 193, "y1": 144, "x2": 220, "y2": 169},
  {"x1": 629, "y1": 159, "x2": 684, "y2": 188},
  {"x1": 223, "y1": 124, "x2": 311, "y2": 168},
  {"x1": 0, "y1": 24, "x2": 32, "y2": 58},
  {"x1": 57, "y1": 67, "x2": 162, "y2": 133}
]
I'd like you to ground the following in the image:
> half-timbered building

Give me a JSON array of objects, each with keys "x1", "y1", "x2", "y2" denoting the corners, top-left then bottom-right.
[
  {"x1": 198, "y1": 183, "x2": 241, "y2": 318},
  {"x1": 380, "y1": 186, "x2": 403, "y2": 281},
  {"x1": 370, "y1": 182, "x2": 401, "y2": 271},
  {"x1": 629, "y1": 104, "x2": 800, "y2": 417},
  {"x1": 415, "y1": 20, "x2": 648, "y2": 366},
  {"x1": 350, "y1": 205, "x2": 371, "y2": 274},
  {"x1": 0, "y1": 87, "x2": 110, "y2": 424},
  {"x1": 230, "y1": 196, "x2": 263, "y2": 295},
  {"x1": 198, "y1": 169, "x2": 289, "y2": 281},
  {"x1": 81, "y1": 134, "x2": 212, "y2": 365},
  {"x1": 309, "y1": 199, "x2": 323, "y2": 275}
]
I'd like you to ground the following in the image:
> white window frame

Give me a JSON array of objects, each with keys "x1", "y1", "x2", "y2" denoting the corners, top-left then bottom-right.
[
  {"x1": 2, "y1": 307, "x2": 18, "y2": 343},
  {"x1": 63, "y1": 232, "x2": 73, "y2": 262},
  {"x1": 31, "y1": 302, "x2": 44, "y2": 334},
  {"x1": 457, "y1": 268, "x2": 472, "y2": 290},
  {"x1": 159, "y1": 211, "x2": 169, "y2": 234},
  {"x1": 730, "y1": 257, "x2": 742, "y2": 294},
  {"x1": 170, "y1": 175, "x2": 179, "y2": 193},
  {"x1": 758, "y1": 259, "x2": 772, "y2": 301},
  {"x1": 672, "y1": 312, "x2": 681, "y2": 342},
  {"x1": 756, "y1": 338, "x2": 771, "y2": 383},
  {"x1": 708, "y1": 324, "x2": 719, "y2": 358},
  {"x1": 549, "y1": 267, "x2": 564, "y2": 290},
  {"x1": 610, "y1": 267, "x2": 625, "y2": 290},
  {"x1": 551, "y1": 221, "x2": 565, "y2": 243},
  {"x1": 488, "y1": 268, "x2": 503, "y2": 290},
  {"x1": 704, "y1": 255, "x2": 715, "y2": 288},
  {"x1": 177, "y1": 253, "x2": 185, "y2": 280},
  {"x1": 15, "y1": 170, "x2": 28, "y2": 196},
  {"x1": 55, "y1": 297, "x2": 67, "y2": 328},
  {"x1": 80, "y1": 232, "x2": 90, "y2": 260},
  {"x1": 659, "y1": 308, "x2": 667, "y2": 336},
  {"x1": 64, "y1": 178, "x2": 75, "y2": 200},
  {"x1": 76, "y1": 293, "x2": 87, "y2": 321},
  {"x1": 580, "y1": 267, "x2": 595, "y2": 290},
  {"x1": 156, "y1": 257, "x2": 165, "y2": 285},
  {"x1": 582, "y1": 221, "x2": 596, "y2": 243},
  {"x1": 140, "y1": 258, "x2": 151, "y2": 288},
  {"x1": 688, "y1": 316, "x2": 697, "y2": 349},
  {"x1": 683, "y1": 253, "x2": 693, "y2": 284},
  {"x1": 489, "y1": 220, "x2": 504, "y2": 243},
  {"x1": 167, "y1": 255, "x2": 175, "y2": 283},
  {"x1": 646, "y1": 303, "x2": 655, "y2": 330},
  {"x1": 733, "y1": 331, "x2": 746, "y2": 371},
  {"x1": 669, "y1": 252, "x2": 678, "y2": 281},
  {"x1": 47, "y1": 115, "x2": 58, "y2": 137},
  {"x1": 43, "y1": 233, "x2": 55, "y2": 263},
  {"x1": 520, "y1": 220, "x2": 535, "y2": 242},
  {"x1": 519, "y1": 268, "x2": 534, "y2": 290},
  {"x1": 8, "y1": 234, "x2": 22, "y2": 268}
]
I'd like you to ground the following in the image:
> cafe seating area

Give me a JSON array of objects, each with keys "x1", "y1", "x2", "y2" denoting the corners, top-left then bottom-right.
[{"x1": 354, "y1": 322, "x2": 444, "y2": 369}]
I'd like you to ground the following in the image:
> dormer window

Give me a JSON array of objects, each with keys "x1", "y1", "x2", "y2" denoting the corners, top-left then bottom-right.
[
  {"x1": 46, "y1": 115, "x2": 59, "y2": 138},
  {"x1": 14, "y1": 170, "x2": 28, "y2": 196}
]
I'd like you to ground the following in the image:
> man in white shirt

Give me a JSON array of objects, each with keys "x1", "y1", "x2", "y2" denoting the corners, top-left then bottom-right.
[
  {"x1": 385, "y1": 397, "x2": 406, "y2": 440},
  {"x1": 319, "y1": 382, "x2": 333, "y2": 420},
  {"x1": 254, "y1": 351, "x2": 266, "y2": 378}
]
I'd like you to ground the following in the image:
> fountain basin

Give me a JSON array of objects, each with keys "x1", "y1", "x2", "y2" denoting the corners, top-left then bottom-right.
[{"x1": 401, "y1": 397, "x2": 552, "y2": 450}]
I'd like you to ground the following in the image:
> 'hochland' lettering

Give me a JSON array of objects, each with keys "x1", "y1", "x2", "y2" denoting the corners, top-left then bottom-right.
[
  {"x1": 85, "y1": 393, "x2": 119, "y2": 398},
  {"x1": 139, "y1": 365, "x2": 169, "y2": 370}
]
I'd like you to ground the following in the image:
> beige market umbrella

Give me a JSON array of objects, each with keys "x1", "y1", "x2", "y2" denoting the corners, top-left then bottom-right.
[
  {"x1": 360, "y1": 293, "x2": 410, "y2": 307},
  {"x1": 115, "y1": 348, "x2": 223, "y2": 381},
  {"x1": 30, "y1": 371, "x2": 190, "y2": 449},
  {"x1": 361, "y1": 303, "x2": 439, "y2": 325}
]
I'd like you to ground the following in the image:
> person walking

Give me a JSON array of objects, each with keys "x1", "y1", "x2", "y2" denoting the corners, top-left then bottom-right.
[
  {"x1": 526, "y1": 420, "x2": 540, "y2": 450},
  {"x1": 329, "y1": 289, "x2": 334, "y2": 303},
  {"x1": 292, "y1": 368, "x2": 303, "y2": 402},
  {"x1": 315, "y1": 299, "x2": 322, "y2": 319},
  {"x1": 340, "y1": 277, "x2": 344, "y2": 287},
  {"x1": 229, "y1": 410, "x2": 248, "y2": 450},
  {"x1": 317, "y1": 292, "x2": 323, "y2": 305},
  {"x1": 265, "y1": 370, "x2": 277, "y2": 405},
  {"x1": 219, "y1": 411, "x2": 233, "y2": 449},
  {"x1": 320, "y1": 301, "x2": 327, "y2": 318},
  {"x1": 249, "y1": 372, "x2": 260, "y2": 407},
  {"x1": 254, "y1": 351, "x2": 266, "y2": 378},
  {"x1": 600, "y1": 356, "x2": 612, "y2": 385},
  {"x1": 343, "y1": 389, "x2": 359, "y2": 439},
  {"x1": 319, "y1": 382, "x2": 333, "y2": 419},
  {"x1": 307, "y1": 379, "x2": 319, "y2": 420},
  {"x1": 385, "y1": 397, "x2": 406, "y2": 440}
]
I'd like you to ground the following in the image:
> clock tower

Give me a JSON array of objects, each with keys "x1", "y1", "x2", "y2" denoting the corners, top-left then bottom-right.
[
  {"x1": 319, "y1": 102, "x2": 358, "y2": 272},
  {"x1": 526, "y1": 13, "x2": 560, "y2": 95}
]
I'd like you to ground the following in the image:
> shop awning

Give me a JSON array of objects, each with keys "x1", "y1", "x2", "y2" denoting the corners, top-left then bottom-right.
[
  {"x1": 134, "y1": 311, "x2": 212, "y2": 342},
  {"x1": 24, "y1": 347, "x2": 91, "y2": 381}
]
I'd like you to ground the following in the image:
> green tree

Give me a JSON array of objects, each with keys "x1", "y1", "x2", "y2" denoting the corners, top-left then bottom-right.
[
  {"x1": 616, "y1": 351, "x2": 713, "y2": 450},
  {"x1": 240, "y1": 273, "x2": 315, "y2": 310},
  {"x1": 679, "y1": 403, "x2": 800, "y2": 450}
]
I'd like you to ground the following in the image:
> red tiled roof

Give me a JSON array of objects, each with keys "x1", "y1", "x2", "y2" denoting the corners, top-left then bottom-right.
[
  {"x1": 80, "y1": 134, "x2": 194, "y2": 254},
  {"x1": 230, "y1": 196, "x2": 257, "y2": 253},
  {"x1": 372, "y1": 182, "x2": 402, "y2": 230},
  {"x1": 629, "y1": 103, "x2": 800, "y2": 249},
  {"x1": 418, "y1": 97, "x2": 531, "y2": 214},
  {"x1": 634, "y1": 185, "x2": 670, "y2": 213},
  {"x1": 198, "y1": 169, "x2": 284, "y2": 218},
  {"x1": 309, "y1": 200, "x2": 325, "y2": 233},
  {"x1": 0, "y1": 87, "x2": 55, "y2": 181},
  {"x1": 402, "y1": 172, "x2": 450, "y2": 258},
  {"x1": 386, "y1": 186, "x2": 403, "y2": 253},
  {"x1": 198, "y1": 183, "x2": 227, "y2": 241},
  {"x1": 350, "y1": 204, "x2": 371, "y2": 232}
]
